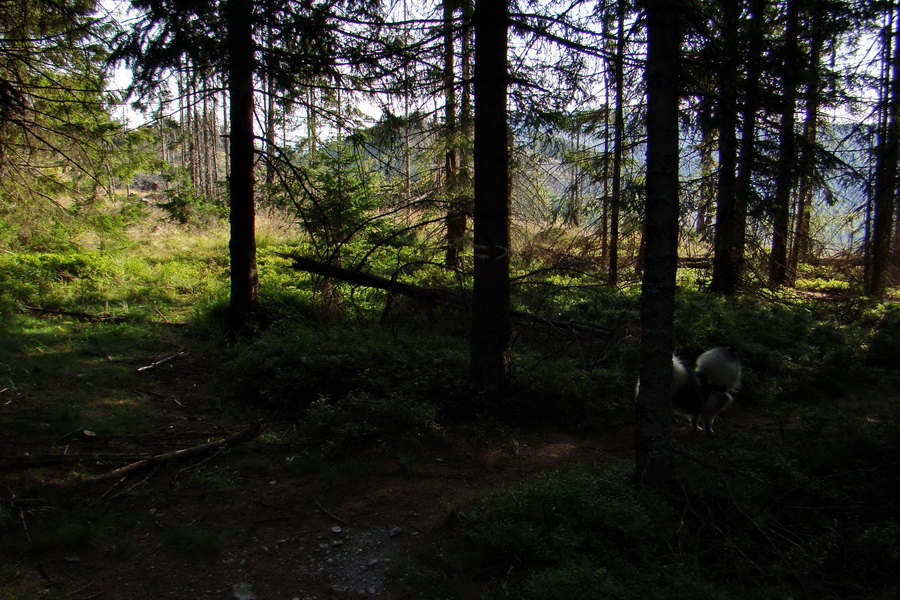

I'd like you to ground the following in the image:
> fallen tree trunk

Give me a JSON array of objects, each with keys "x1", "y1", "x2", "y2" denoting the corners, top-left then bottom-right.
[
  {"x1": 284, "y1": 254, "x2": 612, "y2": 338},
  {"x1": 25, "y1": 305, "x2": 127, "y2": 322},
  {"x1": 88, "y1": 420, "x2": 263, "y2": 484},
  {"x1": 286, "y1": 255, "x2": 467, "y2": 308}
]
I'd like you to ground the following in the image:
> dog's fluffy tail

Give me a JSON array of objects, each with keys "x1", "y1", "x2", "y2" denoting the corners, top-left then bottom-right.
[{"x1": 695, "y1": 346, "x2": 741, "y2": 393}]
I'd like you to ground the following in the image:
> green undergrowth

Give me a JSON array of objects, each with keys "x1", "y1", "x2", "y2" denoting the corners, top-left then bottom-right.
[
  {"x1": 2, "y1": 210, "x2": 899, "y2": 600},
  {"x1": 0, "y1": 234, "x2": 229, "y2": 321},
  {"x1": 393, "y1": 461, "x2": 717, "y2": 600},
  {"x1": 0, "y1": 312, "x2": 185, "y2": 438},
  {"x1": 393, "y1": 392, "x2": 900, "y2": 599}
]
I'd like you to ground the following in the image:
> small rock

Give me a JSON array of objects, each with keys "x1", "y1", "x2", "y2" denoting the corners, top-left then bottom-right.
[
  {"x1": 331, "y1": 526, "x2": 342, "y2": 534},
  {"x1": 231, "y1": 582, "x2": 256, "y2": 600},
  {"x1": 389, "y1": 527, "x2": 403, "y2": 538}
]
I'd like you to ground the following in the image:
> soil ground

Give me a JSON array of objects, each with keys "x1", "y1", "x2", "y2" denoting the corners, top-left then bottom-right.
[{"x1": 1, "y1": 341, "x2": 688, "y2": 600}]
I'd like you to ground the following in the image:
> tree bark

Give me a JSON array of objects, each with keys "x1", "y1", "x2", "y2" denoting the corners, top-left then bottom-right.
[
  {"x1": 608, "y1": 0, "x2": 626, "y2": 285},
  {"x1": 788, "y1": 27, "x2": 822, "y2": 285},
  {"x1": 265, "y1": 25, "x2": 277, "y2": 190},
  {"x1": 226, "y1": 0, "x2": 260, "y2": 332},
  {"x1": 770, "y1": 0, "x2": 800, "y2": 287},
  {"x1": 729, "y1": 0, "x2": 765, "y2": 292},
  {"x1": 444, "y1": 0, "x2": 467, "y2": 269},
  {"x1": 709, "y1": 0, "x2": 740, "y2": 293},
  {"x1": 635, "y1": 0, "x2": 680, "y2": 490},
  {"x1": 470, "y1": 0, "x2": 511, "y2": 390},
  {"x1": 868, "y1": 3, "x2": 900, "y2": 298}
]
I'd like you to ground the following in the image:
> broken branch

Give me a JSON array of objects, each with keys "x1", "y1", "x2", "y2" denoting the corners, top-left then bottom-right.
[
  {"x1": 88, "y1": 420, "x2": 264, "y2": 484},
  {"x1": 24, "y1": 305, "x2": 126, "y2": 322},
  {"x1": 135, "y1": 351, "x2": 188, "y2": 373}
]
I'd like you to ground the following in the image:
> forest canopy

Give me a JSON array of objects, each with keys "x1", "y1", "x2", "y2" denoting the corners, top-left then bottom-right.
[{"x1": 2, "y1": 0, "x2": 896, "y2": 294}]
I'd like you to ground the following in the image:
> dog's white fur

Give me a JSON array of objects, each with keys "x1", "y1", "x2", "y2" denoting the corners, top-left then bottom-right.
[
  {"x1": 677, "y1": 346, "x2": 741, "y2": 432},
  {"x1": 638, "y1": 346, "x2": 742, "y2": 433}
]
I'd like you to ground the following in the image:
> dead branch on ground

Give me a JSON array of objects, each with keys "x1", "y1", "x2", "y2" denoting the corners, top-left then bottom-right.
[
  {"x1": 135, "y1": 351, "x2": 188, "y2": 373},
  {"x1": 284, "y1": 254, "x2": 612, "y2": 338},
  {"x1": 87, "y1": 420, "x2": 263, "y2": 484},
  {"x1": 24, "y1": 305, "x2": 127, "y2": 322}
]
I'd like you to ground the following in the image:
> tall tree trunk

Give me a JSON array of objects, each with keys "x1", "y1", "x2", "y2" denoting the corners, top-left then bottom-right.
[
  {"x1": 470, "y1": 0, "x2": 511, "y2": 390},
  {"x1": 868, "y1": 3, "x2": 900, "y2": 298},
  {"x1": 307, "y1": 87, "x2": 318, "y2": 153},
  {"x1": 635, "y1": 0, "x2": 681, "y2": 490},
  {"x1": 178, "y1": 69, "x2": 187, "y2": 170},
  {"x1": 158, "y1": 95, "x2": 168, "y2": 165},
  {"x1": 226, "y1": 0, "x2": 259, "y2": 332},
  {"x1": 210, "y1": 93, "x2": 220, "y2": 188},
  {"x1": 770, "y1": 0, "x2": 800, "y2": 287},
  {"x1": 444, "y1": 0, "x2": 467, "y2": 268},
  {"x1": 265, "y1": 25, "x2": 277, "y2": 190},
  {"x1": 194, "y1": 79, "x2": 203, "y2": 191},
  {"x1": 203, "y1": 87, "x2": 215, "y2": 199},
  {"x1": 608, "y1": 0, "x2": 626, "y2": 285},
  {"x1": 731, "y1": 0, "x2": 765, "y2": 291},
  {"x1": 600, "y1": 13, "x2": 611, "y2": 265},
  {"x1": 788, "y1": 27, "x2": 822, "y2": 285},
  {"x1": 222, "y1": 75, "x2": 230, "y2": 180},
  {"x1": 709, "y1": 0, "x2": 739, "y2": 293},
  {"x1": 696, "y1": 100, "x2": 715, "y2": 241}
]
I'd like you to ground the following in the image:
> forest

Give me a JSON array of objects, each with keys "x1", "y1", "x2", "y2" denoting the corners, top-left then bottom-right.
[{"x1": 2, "y1": 0, "x2": 900, "y2": 598}]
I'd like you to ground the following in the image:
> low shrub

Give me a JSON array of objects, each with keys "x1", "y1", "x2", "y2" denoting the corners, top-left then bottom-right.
[{"x1": 301, "y1": 391, "x2": 440, "y2": 457}]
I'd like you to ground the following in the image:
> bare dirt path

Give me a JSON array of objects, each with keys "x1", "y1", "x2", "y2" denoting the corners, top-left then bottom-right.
[
  {"x1": 36, "y1": 428, "x2": 621, "y2": 599},
  {"x1": 3, "y1": 351, "x2": 636, "y2": 600}
]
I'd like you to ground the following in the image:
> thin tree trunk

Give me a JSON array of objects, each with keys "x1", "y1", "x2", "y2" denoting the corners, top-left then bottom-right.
[
  {"x1": 189, "y1": 73, "x2": 200, "y2": 189},
  {"x1": 158, "y1": 96, "x2": 167, "y2": 165},
  {"x1": 770, "y1": 0, "x2": 800, "y2": 287},
  {"x1": 710, "y1": 0, "x2": 739, "y2": 292},
  {"x1": 732, "y1": 0, "x2": 765, "y2": 290},
  {"x1": 265, "y1": 25, "x2": 277, "y2": 190},
  {"x1": 307, "y1": 87, "x2": 318, "y2": 153},
  {"x1": 608, "y1": 0, "x2": 626, "y2": 285},
  {"x1": 868, "y1": 3, "x2": 900, "y2": 297},
  {"x1": 635, "y1": 0, "x2": 681, "y2": 491},
  {"x1": 210, "y1": 93, "x2": 219, "y2": 188},
  {"x1": 788, "y1": 28, "x2": 822, "y2": 284},
  {"x1": 178, "y1": 69, "x2": 187, "y2": 170},
  {"x1": 696, "y1": 100, "x2": 715, "y2": 241},
  {"x1": 470, "y1": 0, "x2": 511, "y2": 390},
  {"x1": 226, "y1": 0, "x2": 259, "y2": 332},
  {"x1": 203, "y1": 86, "x2": 214, "y2": 199},
  {"x1": 444, "y1": 0, "x2": 466, "y2": 268},
  {"x1": 222, "y1": 75, "x2": 230, "y2": 180}
]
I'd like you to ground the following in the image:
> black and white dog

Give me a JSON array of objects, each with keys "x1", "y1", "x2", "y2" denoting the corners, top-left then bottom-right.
[{"x1": 670, "y1": 346, "x2": 742, "y2": 433}]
